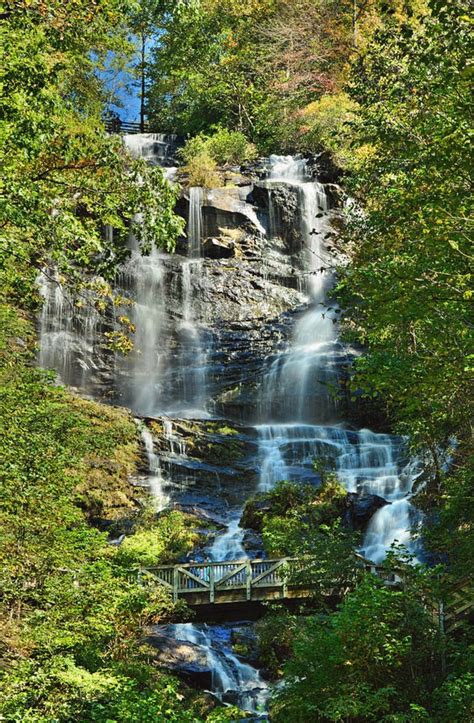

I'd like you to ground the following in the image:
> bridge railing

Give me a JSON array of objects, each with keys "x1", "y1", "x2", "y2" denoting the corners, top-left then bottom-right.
[
  {"x1": 104, "y1": 119, "x2": 153, "y2": 134},
  {"x1": 138, "y1": 555, "x2": 402, "y2": 604}
]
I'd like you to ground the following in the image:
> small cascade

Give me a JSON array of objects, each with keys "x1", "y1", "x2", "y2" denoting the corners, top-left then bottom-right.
[
  {"x1": 163, "y1": 418, "x2": 187, "y2": 456},
  {"x1": 38, "y1": 270, "x2": 100, "y2": 392},
  {"x1": 209, "y1": 516, "x2": 246, "y2": 561},
  {"x1": 123, "y1": 132, "x2": 180, "y2": 166},
  {"x1": 170, "y1": 623, "x2": 268, "y2": 715},
  {"x1": 139, "y1": 425, "x2": 169, "y2": 511},
  {"x1": 188, "y1": 187, "x2": 203, "y2": 257}
]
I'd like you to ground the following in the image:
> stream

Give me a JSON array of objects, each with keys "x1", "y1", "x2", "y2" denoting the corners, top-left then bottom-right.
[{"x1": 37, "y1": 135, "x2": 422, "y2": 716}]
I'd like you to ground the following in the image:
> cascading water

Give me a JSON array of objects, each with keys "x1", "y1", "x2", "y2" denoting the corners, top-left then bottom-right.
[
  {"x1": 36, "y1": 138, "x2": 422, "y2": 716},
  {"x1": 256, "y1": 155, "x2": 420, "y2": 562},
  {"x1": 188, "y1": 187, "x2": 203, "y2": 258},
  {"x1": 123, "y1": 132, "x2": 180, "y2": 166},
  {"x1": 38, "y1": 270, "x2": 100, "y2": 393},
  {"x1": 169, "y1": 623, "x2": 268, "y2": 714},
  {"x1": 116, "y1": 230, "x2": 170, "y2": 415},
  {"x1": 139, "y1": 424, "x2": 169, "y2": 511},
  {"x1": 176, "y1": 259, "x2": 209, "y2": 417}
]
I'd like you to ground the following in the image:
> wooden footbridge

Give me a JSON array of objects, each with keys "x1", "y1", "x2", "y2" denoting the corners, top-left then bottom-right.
[
  {"x1": 134, "y1": 557, "x2": 472, "y2": 634},
  {"x1": 136, "y1": 555, "x2": 402, "y2": 606}
]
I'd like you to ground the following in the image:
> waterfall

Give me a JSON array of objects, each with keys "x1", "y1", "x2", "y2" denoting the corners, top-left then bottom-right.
[
  {"x1": 259, "y1": 156, "x2": 339, "y2": 424},
  {"x1": 188, "y1": 187, "x2": 203, "y2": 258},
  {"x1": 38, "y1": 270, "x2": 100, "y2": 392},
  {"x1": 257, "y1": 156, "x2": 420, "y2": 562},
  {"x1": 209, "y1": 516, "x2": 246, "y2": 561},
  {"x1": 170, "y1": 623, "x2": 268, "y2": 714},
  {"x1": 123, "y1": 132, "x2": 180, "y2": 166},
  {"x1": 140, "y1": 425, "x2": 169, "y2": 511},
  {"x1": 116, "y1": 231, "x2": 170, "y2": 415},
  {"x1": 36, "y1": 138, "x2": 422, "y2": 715}
]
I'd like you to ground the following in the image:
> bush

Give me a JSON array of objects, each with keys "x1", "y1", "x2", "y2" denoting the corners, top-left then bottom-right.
[
  {"x1": 256, "y1": 608, "x2": 299, "y2": 679},
  {"x1": 116, "y1": 511, "x2": 201, "y2": 568},
  {"x1": 185, "y1": 149, "x2": 223, "y2": 188},
  {"x1": 205, "y1": 127, "x2": 257, "y2": 166},
  {"x1": 180, "y1": 127, "x2": 257, "y2": 187}
]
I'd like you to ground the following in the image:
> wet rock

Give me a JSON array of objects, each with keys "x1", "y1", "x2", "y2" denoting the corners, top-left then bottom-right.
[
  {"x1": 343, "y1": 492, "x2": 388, "y2": 531},
  {"x1": 251, "y1": 182, "x2": 302, "y2": 252},
  {"x1": 308, "y1": 150, "x2": 343, "y2": 184},
  {"x1": 231, "y1": 624, "x2": 259, "y2": 663},
  {"x1": 202, "y1": 237, "x2": 235, "y2": 259},
  {"x1": 146, "y1": 629, "x2": 213, "y2": 688},
  {"x1": 242, "y1": 529, "x2": 264, "y2": 558}
]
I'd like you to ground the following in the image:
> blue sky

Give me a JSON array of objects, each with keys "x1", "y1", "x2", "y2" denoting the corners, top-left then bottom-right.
[{"x1": 101, "y1": 36, "x2": 158, "y2": 122}]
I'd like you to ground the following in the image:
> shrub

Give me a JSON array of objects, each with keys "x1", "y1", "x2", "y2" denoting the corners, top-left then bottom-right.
[
  {"x1": 116, "y1": 511, "x2": 200, "y2": 567},
  {"x1": 205, "y1": 127, "x2": 257, "y2": 166},
  {"x1": 180, "y1": 127, "x2": 257, "y2": 187}
]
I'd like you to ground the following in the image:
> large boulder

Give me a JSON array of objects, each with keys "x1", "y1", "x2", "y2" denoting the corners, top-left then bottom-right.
[
  {"x1": 146, "y1": 628, "x2": 213, "y2": 688},
  {"x1": 343, "y1": 492, "x2": 388, "y2": 531}
]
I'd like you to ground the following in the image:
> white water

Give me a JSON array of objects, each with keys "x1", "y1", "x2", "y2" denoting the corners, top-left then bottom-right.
[
  {"x1": 140, "y1": 425, "x2": 169, "y2": 511},
  {"x1": 171, "y1": 623, "x2": 268, "y2": 714},
  {"x1": 210, "y1": 516, "x2": 246, "y2": 561},
  {"x1": 123, "y1": 132, "x2": 179, "y2": 166},
  {"x1": 256, "y1": 156, "x2": 419, "y2": 562},
  {"x1": 38, "y1": 270, "x2": 100, "y2": 392},
  {"x1": 188, "y1": 187, "x2": 203, "y2": 258},
  {"x1": 116, "y1": 231, "x2": 170, "y2": 415}
]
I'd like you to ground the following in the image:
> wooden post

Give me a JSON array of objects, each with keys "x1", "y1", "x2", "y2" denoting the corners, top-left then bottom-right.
[
  {"x1": 439, "y1": 599, "x2": 446, "y2": 676},
  {"x1": 209, "y1": 565, "x2": 215, "y2": 603},
  {"x1": 246, "y1": 560, "x2": 252, "y2": 601},
  {"x1": 282, "y1": 559, "x2": 288, "y2": 599},
  {"x1": 173, "y1": 567, "x2": 179, "y2": 603}
]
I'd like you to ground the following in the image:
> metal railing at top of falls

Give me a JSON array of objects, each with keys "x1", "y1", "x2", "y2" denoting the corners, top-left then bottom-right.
[
  {"x1": 133, "y1": 554, "x2": 404, "y2": 605},
  {"x1": 105, "y1": 119, "x2": 150, "y2": 134}
]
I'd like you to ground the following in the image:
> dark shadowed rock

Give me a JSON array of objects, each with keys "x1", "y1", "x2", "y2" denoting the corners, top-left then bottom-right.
[
  {"x1": 146, "y1": 629, "x2": 213, "y2": 688},
  {"x1": 202, "y1": 237, "x2": 235, "y2": 259},
  {"x1": 240, "y1": 497, "x2": 273, "y2": 532},
  {"x1": 343, "y1": 492, "x2": 388, "y2": 531}
]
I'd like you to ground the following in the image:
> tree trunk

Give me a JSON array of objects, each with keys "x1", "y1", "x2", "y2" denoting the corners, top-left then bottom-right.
[{"x1": 140, "y1": 33, "x2": 146, "y2": 132}]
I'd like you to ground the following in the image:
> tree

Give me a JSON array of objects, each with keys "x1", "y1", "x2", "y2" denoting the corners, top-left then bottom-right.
[
  {"x1": 337, "y1": 0, "x2": 472, "y2": 463},
  {"x1": 272, "y1": 573, "x2": 445, "y2": 721},
  {"x1": 1, "y1": 0, "x2": 183, "y2": 323}
]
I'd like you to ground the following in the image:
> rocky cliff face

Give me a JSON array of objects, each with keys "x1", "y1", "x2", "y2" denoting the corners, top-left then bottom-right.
[{"x1": 39, "y1": 162, "x2": 346, "y2": 416}]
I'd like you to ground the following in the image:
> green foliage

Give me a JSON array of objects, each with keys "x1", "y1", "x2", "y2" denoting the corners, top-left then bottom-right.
[
  {"x1": 248, "y1": 480, "x2": 360, "y2": 606},
  {"x1": 0, "y1": 306, "x2": 217, "y2": 721},
  {"x1": 256, "y1": 607, "x2": 298, "y2": 679},
  {"x1": 116, "y1": 511, "x2": 201, "y2": 567},
  {"x1": 205, "y1": 127, "x2": 257, "y2": 166},
  {"x1": 338, "y1": 1, "x2": 472, "y2": 457},
  {"x1": 179, "y1": 127, "x2": 257, "y2": 186},
  {"x1": 271, "y1": 573, "x2": 443, "y2": 721},
  {"x1": 146, "y1": 0, "x2": 428, "y2": 151},
  {"x1": 0, "y1": 0, "x2": 184, "y2": 319}
]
